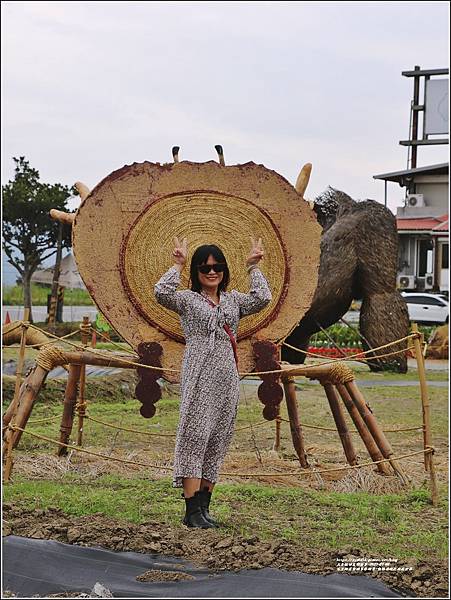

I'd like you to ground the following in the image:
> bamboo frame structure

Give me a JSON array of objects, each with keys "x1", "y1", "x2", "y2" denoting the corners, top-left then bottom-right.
[
  {"x1": 411, "y1": 323, "x2": 438, "y2": 506},
  {"x1": 2, "y1": 323, "x2": 437, "y2": 504},
  {"x1": 281, "y1": 378, "x2": 309, "y2": 468},
  {"x1": 3, "y1": 309, "x2": 30, "y2": 481},
  {"x1": 76, "y1": 316, "x2": 91, "y2": 447},
  {"x1": 323, "y1": 383, "x2": 358, "y2": 466},
  {"x1": 58, "y1": 364, "x2": 82, "y2": 457}
]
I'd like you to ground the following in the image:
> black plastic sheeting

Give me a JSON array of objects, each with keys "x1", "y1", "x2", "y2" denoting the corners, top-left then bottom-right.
[{"x1": 3, "y1": 536, "x2": 402, "y2": 598}]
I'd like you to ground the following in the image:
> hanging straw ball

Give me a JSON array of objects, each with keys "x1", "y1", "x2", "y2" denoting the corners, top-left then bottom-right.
[{"x1": 72, "y1": 160, "x2": 321, "y2": 382}]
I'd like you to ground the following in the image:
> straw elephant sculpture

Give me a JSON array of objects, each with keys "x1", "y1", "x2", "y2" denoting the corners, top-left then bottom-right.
[{"x1": 281, "y1": 187, "x2": 410, "y2": 372}]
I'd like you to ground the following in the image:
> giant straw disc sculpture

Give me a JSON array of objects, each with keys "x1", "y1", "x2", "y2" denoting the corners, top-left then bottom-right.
[{"x1": 72, "y1": 159, "x2": 321, "y2": 383}]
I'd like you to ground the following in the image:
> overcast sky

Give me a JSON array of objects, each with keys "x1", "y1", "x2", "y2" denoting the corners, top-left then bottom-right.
[{"x1": 2, "y1": 1, "x2": 449, "y2": 221}]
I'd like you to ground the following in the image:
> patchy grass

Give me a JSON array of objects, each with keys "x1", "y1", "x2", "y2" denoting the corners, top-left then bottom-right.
[
  {"x1": 3, "y1": 475, "x2": 448, "y2": 561},
  {"x1": 3, "y1": 360, "x2": 448, "y2": 567}
]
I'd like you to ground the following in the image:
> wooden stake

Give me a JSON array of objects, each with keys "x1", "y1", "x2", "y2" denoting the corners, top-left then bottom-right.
[
  {"x1": 323, "y1": 383, "x2": 358, "y2": 466},
  {"x1": 272, "y1": 413, "x2": 281, "y2": 452},
  {"x1": 2, "y1": 365, "x2": 49, "y2": 481},
  {"x1": 58, "y1": 364, "x2": 82, "y2": 456},
  {"x1": 411, "y1": 325, "x2": 439, "y2": 505},
  {"x1": 76, "y1": 316, "x2": 90, "y2": 447},
  {"x1": 336, "y1": 383, "x2": 391, "y2": 475},
  {"x1": 3, "y1": 309, "x2": 30, "y2": 481},
  {"x1": 411, "y1": 323, "x2": 432, "y2": 471},
  {"x1": 282, "y1": 377, "x2": 309, "y2": 468},
  {"x1": 344, "y1": 380, "x2": 409, "y2": 484}
]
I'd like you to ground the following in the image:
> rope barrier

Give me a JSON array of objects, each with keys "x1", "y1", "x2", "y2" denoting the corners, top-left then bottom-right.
[
  {"x1": 278, "y1": 416, "x2": 423, "y2": 434},
  {"x1": 2, "y1": 329, "x2": 81, "y2": 349},
  {"x1": 84, "y1": 414, "x2": 269, "y2": 436},
  {"x1": 89, "y1": 327, "x2": 136, "y2": 355},
  {"x1": 20, "y1": 321, "x2": 419, "y2": 377},
  {"x1": 283, "y1": 341, "x2": 414, "y2": 363},
  {"x1": 282, "y1": 332, "x2": 417, "y2": 361},
  {"x1": 28, "y1": 415, "x2": 61, "y2": 425},
  {"x1": 84, "y1": 415, "x2": 176, "y2": 437},
  {"x1": 9, "y1": 424, "x2": 434, "y2": 478}
]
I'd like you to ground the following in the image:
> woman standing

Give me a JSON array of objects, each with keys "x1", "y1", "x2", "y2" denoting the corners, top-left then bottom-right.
[{"x1": 154, "y1": 236, "x2": 272, "y2": 528}]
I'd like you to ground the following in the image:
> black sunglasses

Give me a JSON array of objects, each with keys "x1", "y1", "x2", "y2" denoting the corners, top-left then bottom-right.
[{"x1": 197, "y1": 263, "x2": 226, "y2": 274}]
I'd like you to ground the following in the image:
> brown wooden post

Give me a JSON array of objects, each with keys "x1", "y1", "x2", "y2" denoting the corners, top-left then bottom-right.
[
  {"x1": 281, "y1": 376, "x2": 309, "y2": 468},
  {"x1": 2, "y1": 365, "x2": 49, "y2": 481},
  {"x1": 76, "y1": 316, "x2": 90, "y2": 447},
  {"x1": 3, "y1": 309, "x2": 30, "y2": 481},
  {"x1": 58, "y1": 364, "x2": 82, "y2": 456},
  {"x1": 336, "y1": 383, "x2": 391, "y2": 475},
  {"x1": 411, "y1": 323, "x2": 432, "y2": 471},
  {"x1": 323, "y1": 383, "x2": 358, "y2": 466},
  {"x1": 344, "y1": 380, "x2": 408, "y2": 484},
  {"x1": 272, "y1": 345, "x2": 282, "y2": 452},
  {"x1": 411, "y1": 324, "x2": 438, "y2": 505}
]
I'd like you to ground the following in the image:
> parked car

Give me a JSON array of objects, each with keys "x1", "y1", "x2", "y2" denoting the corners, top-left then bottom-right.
[{"x1": 401, "y1": 293, "x2": 449, "y2": 325}]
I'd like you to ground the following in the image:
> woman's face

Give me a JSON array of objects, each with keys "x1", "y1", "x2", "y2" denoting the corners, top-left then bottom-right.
[{"x1": 198, "y1": 254, "x2": 224, "y2": 292}]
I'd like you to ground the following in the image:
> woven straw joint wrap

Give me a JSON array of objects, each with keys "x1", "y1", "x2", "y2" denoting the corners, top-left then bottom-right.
[
  {"x1": 36, "y1": 345, "x2": 68, "y2": 372},
  {"x1": 325, "y1": 362, "x2": 355, "y2": 385}
]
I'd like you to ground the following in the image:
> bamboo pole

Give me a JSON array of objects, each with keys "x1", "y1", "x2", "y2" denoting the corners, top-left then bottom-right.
[
  {"x1": 411, "y1": 323, "x2": 432, "y2": 471},
  {"x1": 76, "y1": 317, "x2": 90, "y2": 447},
  {"x1": 336, "y1": 383, "x2": 391, "y2": 475},
  {"x1": 2, "y1": 365, "x2": 49, "y2": 481},
  {"x1": 281, "y1": 377, "x2": 309, "y2": 468},
  {"x1": 3, "y1": 309, "x2": 30, "y2": 481},
  {"x1": 58, "y1": 364, "x2": 82, "y2": 456},
  {"x1": 344, "y1": 380, "x2": 408, "y2": 484},
  {"x1": 48, "y1": 351, "x2": 135, "y2": 369},
  {"x1": 323, "y1": 383, "x2": 358, "y2": 466},
  {"x1": 272, "y1": 346, "x2": 282, "y2": 452},
  {"x1": 13, "y1": 310, "x2": 30, "y2": 401},
  {"x1": 411, "y1": 324, "x2": 438, "y2": 505}
]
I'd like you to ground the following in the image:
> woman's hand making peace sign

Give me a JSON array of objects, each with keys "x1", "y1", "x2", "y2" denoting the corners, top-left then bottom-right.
[
  {"x1": 246, "y1": 236, "x2": 264, "y2": 267},
  {"x1": 172, "y1": 236, "x2": 188, "y2": 268}
]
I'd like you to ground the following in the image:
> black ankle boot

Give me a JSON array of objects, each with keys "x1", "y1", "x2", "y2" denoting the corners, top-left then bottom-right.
[
  {"x1": 183, "y1": 491, "x2": 215, "y2": 528},
  {"x1": 198, "y1": 488, "x2": 219, "y2": 527}
]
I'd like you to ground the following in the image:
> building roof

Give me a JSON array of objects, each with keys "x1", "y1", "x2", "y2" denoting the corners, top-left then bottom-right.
[
  {"x1": 397, "y1": 214, "x2": 449, "y2": 234},
  {"x1": 373, "y1": 163, "x2": 449, "y2": 184},
  {"x1": 31, "y1": 253, "x2": 86, "y2": 289}
]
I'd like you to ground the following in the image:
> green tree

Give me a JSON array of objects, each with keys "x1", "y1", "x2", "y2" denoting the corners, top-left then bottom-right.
[{"x1": 2, "y1": 157, "x2": 75, "y2": 322}]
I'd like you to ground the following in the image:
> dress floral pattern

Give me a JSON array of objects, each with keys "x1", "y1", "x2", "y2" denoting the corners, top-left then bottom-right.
[{"x1": 154, "y1": 265, "x2": 272, "y2": 487}]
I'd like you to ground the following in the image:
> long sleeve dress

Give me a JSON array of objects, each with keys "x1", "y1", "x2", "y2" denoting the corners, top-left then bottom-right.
[{"x1": 154, "y1": 265, "x2": 272, "y2": 487}]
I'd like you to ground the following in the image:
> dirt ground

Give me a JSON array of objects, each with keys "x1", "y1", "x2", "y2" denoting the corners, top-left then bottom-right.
[{"x1": 3, "y1": 503, "x2": 448, "y2": 598}]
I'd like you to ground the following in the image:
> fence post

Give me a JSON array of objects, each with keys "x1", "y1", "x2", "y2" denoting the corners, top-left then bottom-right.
[
  {"x1": 3, "y1": 308, "x2": 30, "y2": 481},
  {"x1": 411, "y1": 323, "x2": 438, "y2": 505},
  {"x1": 76, "y1": 316, "x2": 90, "y2": 447}
]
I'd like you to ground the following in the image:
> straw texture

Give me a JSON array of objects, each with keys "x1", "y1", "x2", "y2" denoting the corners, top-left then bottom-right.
[
  {"x1": 122, "y1": 191, "x2": 286, "y2": 341},
  {"x1": 73, "y1": 160, "x2": 321, "y2": 383}
]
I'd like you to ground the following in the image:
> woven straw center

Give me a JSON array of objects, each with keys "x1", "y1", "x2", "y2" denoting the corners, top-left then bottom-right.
[{"x1": 121, "y1": 191, "x2": 287, "y2": 341}]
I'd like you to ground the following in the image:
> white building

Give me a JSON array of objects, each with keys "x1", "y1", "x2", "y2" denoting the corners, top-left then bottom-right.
[{"x1": 373, "y1": 163, "x2": 449, "y2": 293}]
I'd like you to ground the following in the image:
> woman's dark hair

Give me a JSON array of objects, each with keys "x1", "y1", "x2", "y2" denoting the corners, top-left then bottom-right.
[{"x1": 190, "y1": 244, "x2": 230, "y2": 293}]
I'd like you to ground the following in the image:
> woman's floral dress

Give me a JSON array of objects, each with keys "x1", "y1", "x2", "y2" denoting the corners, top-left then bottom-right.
[{"x1": 154, "y1": 266, "x2": 272, "y2": 487}]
